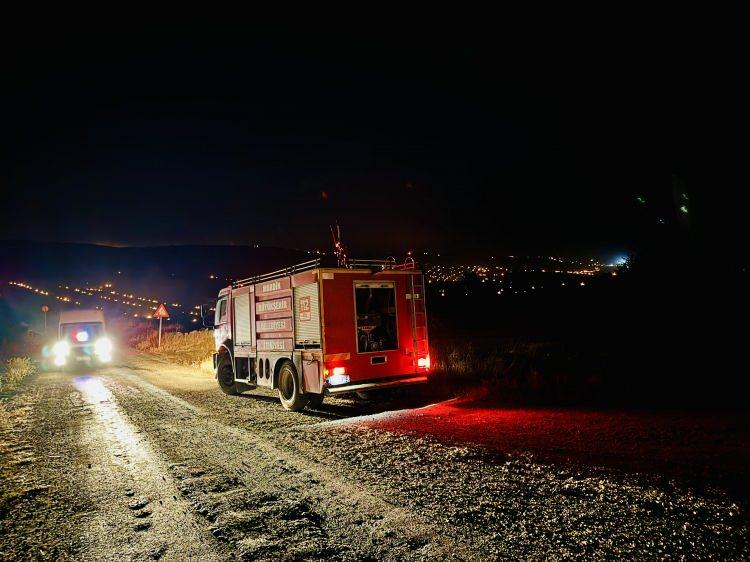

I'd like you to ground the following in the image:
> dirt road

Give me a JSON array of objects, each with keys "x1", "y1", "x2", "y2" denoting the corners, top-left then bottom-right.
[{"x1": 1, "y1": 355, "x2": 748, "y2": 560}]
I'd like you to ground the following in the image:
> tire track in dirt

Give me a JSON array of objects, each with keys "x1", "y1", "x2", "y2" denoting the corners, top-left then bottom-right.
[
  {"x1": 1, "y1": 378, "x2": 100, "y2": 560},
  {"x1": 69, "y1": 372, "x2": 230, "y2": 561},
  {"x1": 110, "y1": 360, "x2": 750, "y2": 560},
  {"x1": 2, "y1": 369, "x2": 234, "y2": 561},
  {"x1": 102, "y1": 369, "x2": 474, "y2": 561}
]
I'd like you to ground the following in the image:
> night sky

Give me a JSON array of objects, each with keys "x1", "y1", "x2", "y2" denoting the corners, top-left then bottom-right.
[{"x1": 2, "y1": 27, "x2": 689, "y2": 259}]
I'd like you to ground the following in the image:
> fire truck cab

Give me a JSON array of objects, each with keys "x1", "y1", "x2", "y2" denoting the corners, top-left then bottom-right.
[{"x1": 212, "y1": 259, "x2": 429, "y2": 411}]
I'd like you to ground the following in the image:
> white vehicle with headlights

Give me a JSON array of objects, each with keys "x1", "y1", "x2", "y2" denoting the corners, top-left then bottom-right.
[{"x1": 52, "y1": 309, "x2": 113, "y2": 368}]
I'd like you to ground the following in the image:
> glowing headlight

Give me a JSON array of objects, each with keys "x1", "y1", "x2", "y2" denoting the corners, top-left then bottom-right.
[
  {"x1": 52, "y1": 340, "x2": 70, "y2": 366},
  {"x1": 95, "y1": 337, "x2": 113, "y2": 359},
  {"x1": 53, "y1": 340, "x2": 70, "y2": 357},
  {"x1": 95, "y1": 337, "x2": 113, "y2": 354}
]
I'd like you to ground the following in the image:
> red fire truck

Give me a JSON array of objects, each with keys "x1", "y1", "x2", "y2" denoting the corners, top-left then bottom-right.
[{"x1": 212, "y1": 258, "x2": 429, "y2": 411}]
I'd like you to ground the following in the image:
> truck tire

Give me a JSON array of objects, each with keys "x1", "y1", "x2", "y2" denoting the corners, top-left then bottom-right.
[
  {"x1": 277, "y1": 361, "x2": 309, "y2": 412},
  {"x1": 217, "y1": 359, "x2": 239, "y2": 396}
]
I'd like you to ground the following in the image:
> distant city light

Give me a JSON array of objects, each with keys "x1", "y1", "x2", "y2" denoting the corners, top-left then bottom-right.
[{"x1": 607, "y1": 255, "x2": 628, "y2": 267}]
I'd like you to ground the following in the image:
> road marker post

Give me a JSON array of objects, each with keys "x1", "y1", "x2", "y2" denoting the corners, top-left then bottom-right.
[{"x1": 41, "y1": 305, "x2": 49, "y2": 335}]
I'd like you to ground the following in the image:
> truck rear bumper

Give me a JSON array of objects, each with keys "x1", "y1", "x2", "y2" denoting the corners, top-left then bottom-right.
[{"x1": 324, "y1": 375, "x2": 428, "y2": 395}]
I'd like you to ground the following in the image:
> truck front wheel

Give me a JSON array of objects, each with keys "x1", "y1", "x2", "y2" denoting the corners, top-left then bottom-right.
[
  {"x1": 217, "y1": 359, "x2": 239, "y2": 396},
  {"x1": 277, "y1": 361, "x2": 309, "y2": 412}
]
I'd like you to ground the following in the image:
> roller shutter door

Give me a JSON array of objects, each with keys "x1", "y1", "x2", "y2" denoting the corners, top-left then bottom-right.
[
  {"x1": 294, "y1": 283, "x2": 320, "y2": 346},
  {"x1": 234, "y1": 293, "x2": 252, "y2": 346}
]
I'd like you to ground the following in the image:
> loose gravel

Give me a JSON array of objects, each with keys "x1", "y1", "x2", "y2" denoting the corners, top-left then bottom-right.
[{"x1": 1, "y1": 355, "x2": 748, "y2": 560}]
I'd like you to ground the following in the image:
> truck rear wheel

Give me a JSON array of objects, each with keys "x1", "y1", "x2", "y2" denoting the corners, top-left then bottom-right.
[
  {"x1": 277, "y1": 361, "x2": 309, "y2": 412},
  {"x1": 217, "y1": 359, "x2": 239, "y2": 396}
]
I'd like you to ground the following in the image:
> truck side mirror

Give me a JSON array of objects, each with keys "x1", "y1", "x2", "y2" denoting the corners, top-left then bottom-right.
[{"x1": 201, "y1": 303, "x2": 215, "y2": 329}]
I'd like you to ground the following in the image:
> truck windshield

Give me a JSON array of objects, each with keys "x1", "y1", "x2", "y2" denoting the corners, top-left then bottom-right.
[
  {"x1": 61, "y1": 322, "x2": 104, "y2": 343},
  {"x1": 354, "y1": 284, "x2": 398, "y2": 353}
]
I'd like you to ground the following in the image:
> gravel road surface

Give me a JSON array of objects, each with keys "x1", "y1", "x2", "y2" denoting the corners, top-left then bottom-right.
[{"x1": 1, "y1": 354, "x2": 748, "y2": 560}]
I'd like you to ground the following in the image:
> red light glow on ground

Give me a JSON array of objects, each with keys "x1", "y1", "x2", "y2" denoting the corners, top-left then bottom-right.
[{"x1": 355, "y1": 399, "x2": 750, "y2": 493}]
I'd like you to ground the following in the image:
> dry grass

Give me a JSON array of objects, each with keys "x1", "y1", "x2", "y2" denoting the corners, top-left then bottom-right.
[
  {"x1": 0, "y1": 357, "x2": 36, "y2": 392},
  {"x1": 133, "y1": 329, "x2": 215, "y2": 373},
  {"x1": 430, "y1": 339, "x2": 604, "y2": 405}
]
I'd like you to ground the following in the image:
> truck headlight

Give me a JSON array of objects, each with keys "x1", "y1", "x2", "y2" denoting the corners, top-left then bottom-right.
[
  {"x1": 95, "y1": 337, "x2": 113, "y2": 361},
  {"x1": 52, "y1": 340, "x2": 70, "y2": 366}
]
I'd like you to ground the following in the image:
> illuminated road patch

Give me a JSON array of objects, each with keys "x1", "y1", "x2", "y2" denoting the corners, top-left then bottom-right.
[
  {"x1": 71, "y1": 374, "x2": 224, "y2": 560},
  {"x1": 73, "y1": 375, "x2": 152, "y2": 467}
]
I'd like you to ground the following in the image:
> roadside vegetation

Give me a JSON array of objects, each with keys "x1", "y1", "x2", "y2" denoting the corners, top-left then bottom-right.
[
  {"x1": 0, "y1": 357, "x2": 36, "y2": 392},
  {"x1": 430, "y1": 338, "x2": 606, "y2": 405},
  {"x1": 133, "y1": 328, "x2": 214, "y2": 373}
]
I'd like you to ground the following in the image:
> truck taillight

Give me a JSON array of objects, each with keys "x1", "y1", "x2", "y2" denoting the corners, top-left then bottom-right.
[
  {"x1": 417, "y1": 355, "x2": 431, "y2": 369},
  {"x1": 326, "y1": 366, "x2": 350, "y2": 386}
]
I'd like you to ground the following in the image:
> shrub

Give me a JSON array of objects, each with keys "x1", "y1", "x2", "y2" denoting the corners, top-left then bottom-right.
[
  {"x1": 0, "y1": 357, "x2": 36, "y2": 391},
  {"x1": 429, "y1": 338, "x2": 605, "y2": 405}
]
